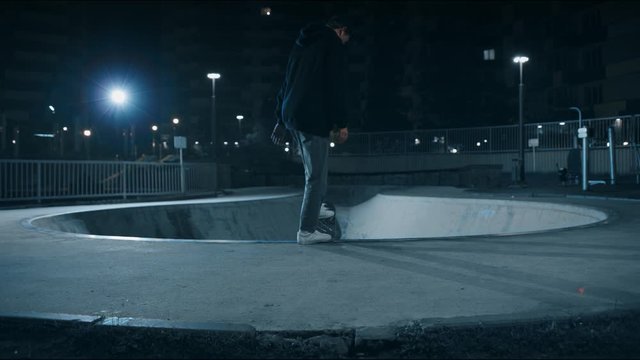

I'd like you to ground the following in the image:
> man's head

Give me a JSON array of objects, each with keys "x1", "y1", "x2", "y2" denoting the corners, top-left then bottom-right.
[{"x1": 326, "y1": 16, "x2": 350, "y2": 44}]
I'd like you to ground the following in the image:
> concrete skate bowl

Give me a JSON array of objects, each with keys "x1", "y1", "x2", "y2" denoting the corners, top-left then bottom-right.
[{"x1": 28, "y1": 191, "x2": 608, "y2": 242}]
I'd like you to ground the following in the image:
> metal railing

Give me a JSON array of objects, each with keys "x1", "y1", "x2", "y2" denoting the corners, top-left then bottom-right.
[
  {"x1": 330, "y1": 115, "x2": 640, "y2": 156},
  {"x1": 0, "y1": 160, "x2": 217, "y2": 202}
]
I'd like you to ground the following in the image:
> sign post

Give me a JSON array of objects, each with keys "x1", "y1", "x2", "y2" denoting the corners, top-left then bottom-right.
[
  {"x1": 174, "y1": 136, "x2": 187, "y2": 193},
  {"x1": 578, "y1": 127, "x2": 588, "y2": 191},
  {"x1": 528, "y1": 138, "x2": 539, "y2": 172}
]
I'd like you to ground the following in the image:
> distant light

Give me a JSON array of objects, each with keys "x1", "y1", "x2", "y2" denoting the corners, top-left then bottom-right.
[
  {"x1": 223, "y1": 141, "x2": 228, "y2": 146},
  {"x1": 559, "y1": 122, "x2": 566, "y2": 126},
  {"x1": 48, "y1": 105, "x2": 55, "y2": 113},
  {"x1": 110, "y1": 89, "x2": 127, "y2": 105},
  {"x1": 450, "y1": 148, "x2": 458, "y2": 154},
  {"x1": 195, "y1": 141, "x2": 199, "y2": 145},
  {"x1": 537, "y1": 124, "x2": 543, "y2": 129},
  {"x1": 62, "y1": 126, "x2": 68, "y2": 131},
  {"x1": 236, "y1": 115, "x2": 244, "y2": 120},
  {"x1": 623, "y1": 141, "x2": 629, "y2": 146},
  {"x1": 284, "y1": 147, "x2": 290, "y2": 152},
  {"x1": 234, "y1": 141, "x2": 239, "y2": 147},
  {"x1": 261, "y1": 7, "x2": 272, "y2": 16},
  {"x1": 607, "y1": 142, "x2": 610, "y2": 147},
  {"x1": 172, "y1": 118, "x2": 180, "y2": 125},
  {"x1": 34, "y1": 133, "x2": 55, "y2": 138},
  {"x1": 615, "y1": 118, "x2": 622, "y2": 127},
  {"x1": 330, "y1": 142, "x2": 335, "y2": 148},
  {"x1": 476, "y1": 142, "x2": 481, "y2": 147},
  {"x1": 83, "y1": 130, "x2": 92, "y2": 137},
  {"x1": 513, "y1": 56, "x2": 529, "y2": 63},
  {"x1": 207, "y1": 73, "x2": 221, "y2": 79},
  {"x1": 414, "y1": 138, "x2": 421, "y2": 145},
  {"x1": 483, "y1": 139, "x2": 488, "y2": 143},
  {"x1": 11, "y1": 140, "x2": 16, "y2": 144},
  {"x1": 285, "y1": 142, "x2": 289, "y2": 146},
  {"x1": 151, "y1": 125, "x2": 158, "y2": 131}
]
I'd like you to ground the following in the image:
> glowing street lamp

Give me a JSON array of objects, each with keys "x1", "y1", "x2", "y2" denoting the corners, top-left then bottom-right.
[
  {"x1": 207, "y1": 72, "x2": 221, "y2": 159},
  {"x1": 236, "y1": 115, "x2": 244, "y2": 134},
  {"x1": 82, "y1": 129, "x2": 92, "y2": 159},
  {"x1": 109, "y1": 87, "x2": 132, "y2": 158},
  {"x1": 151, "y1": 124, "x2": 159, "y2": 156},
  {"x1": 110, "y1": 88, "x2": 127, "y2": 105},
  {"x1": 513, "y1": 55, "x2": 529, "y2": 184},
  {"x1": 172, "y1": 118, "x2": 180, "y2": 125}
]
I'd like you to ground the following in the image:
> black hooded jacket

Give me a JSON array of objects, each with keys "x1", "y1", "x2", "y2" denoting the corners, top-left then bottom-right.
[{"x1": 274, "y1": 23, "x2": 348, "y2": 137}]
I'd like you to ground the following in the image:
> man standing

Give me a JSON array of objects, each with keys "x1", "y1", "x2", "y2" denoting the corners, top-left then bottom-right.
[{"x1": 272, "y1": 16, "x2": 350, "y2": 245}]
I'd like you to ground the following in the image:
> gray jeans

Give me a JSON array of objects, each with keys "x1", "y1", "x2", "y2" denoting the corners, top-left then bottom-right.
[{"x1": 291, "y1": 130, "x2": 329, "y2": 233}]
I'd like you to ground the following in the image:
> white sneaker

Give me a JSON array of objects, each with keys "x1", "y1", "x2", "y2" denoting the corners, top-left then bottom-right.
[
  {"x1": 319, "y1": 203, "x2": 335, "y2": 219},
  {"x1": 297, "y1": 230, "x2": 332, "y2": 245}
]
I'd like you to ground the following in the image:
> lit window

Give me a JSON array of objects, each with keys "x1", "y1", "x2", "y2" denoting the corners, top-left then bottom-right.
[
  {"x1": 483, "y1": 49, "x2": 495, "y2": 61},
  {"x1": 260, "y1": 7, "x2": 271, "y2": 16}
]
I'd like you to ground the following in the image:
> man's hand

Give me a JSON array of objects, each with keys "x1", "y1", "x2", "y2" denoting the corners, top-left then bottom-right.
[
  {"x1": 271, "y1": 122, "x2": 290, "y2": 146},
  {"x1": 331, "y1": 127, "x2": 348, "y2": 144}
]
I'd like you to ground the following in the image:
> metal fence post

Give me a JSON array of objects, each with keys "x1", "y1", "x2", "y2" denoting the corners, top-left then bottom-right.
[
  {"x1": 122, "y1": 162, "x2": 127, "y2": 199},
  {"x1": 608, "y1": 126, "x2": 616, "y2": 185},
  {"x1": 37, "y1": 161, "x2": 42, "y2": 203}
]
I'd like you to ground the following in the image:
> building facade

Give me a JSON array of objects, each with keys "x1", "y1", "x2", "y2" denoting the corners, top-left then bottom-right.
[{"x1": 2, "y1": 1, "x2": 639, "y2": 159}]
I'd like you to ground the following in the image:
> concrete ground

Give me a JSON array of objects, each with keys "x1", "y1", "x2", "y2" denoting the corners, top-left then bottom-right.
[{"x1": 1, "y1": 182, "x2": 640, "y2": 357}]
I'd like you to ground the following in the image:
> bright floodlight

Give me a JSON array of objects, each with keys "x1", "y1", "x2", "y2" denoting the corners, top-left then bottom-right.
[
  {"x1": 83, "y1": 129, "x2": 92, "y2": 137},
  {"x1": 513, "y1": 56, "x2": 529, "y2": 64},
  {"x1": 110, "y1": 89, "x2": 127, "y2": 105},
  {"x1": 207, "y1": 73, "x2": 221, "y2": 79},
  {"x1": 48, "y1": 105, "x2": 55, "y2": 113},
  {"x1": 62, "y1": 126, "x2": 68, "y2": 131},
  {"x1": 236, "y1": 115, "x2": 244, "y2": 120},
  {"x1": 172, "y1": 118, "x2": 180, "y2": 125},
  {"x1": 151, "y1": 125, "x2": 158, "y2": 131}
]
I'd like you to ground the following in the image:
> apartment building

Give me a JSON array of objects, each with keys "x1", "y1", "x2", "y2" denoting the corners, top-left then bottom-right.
[
  {"x1": 0, "y1": 1, "x2": 83, "y2": 158},
  {"x1": 3, "y1": 1, "x2": 639, "y2": 159}
]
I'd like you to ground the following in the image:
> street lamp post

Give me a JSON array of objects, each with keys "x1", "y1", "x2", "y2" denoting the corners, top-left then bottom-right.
[
  {"x1": 236, "y1": 115, "x2": 244, "y2": 137},
  {"x1": 151, "y1": 124, "x2": 158, "y2": 159},
  {"x1": 207, "y1": 73, "x2": 221, "y2": 160},
  {"x1": 172, "y1": 118, "x2": 180, "y2": 155},
  {"x1": 48, "y1": 105, "x2": 59, "y2": 157},
  {"x1": 109, "y1": 88, "x2": 129, "y2": 159},
  {"x1": 60, "y1": 126, "x2": 68, "y2": 157},
  {"x1": 83, "y1": 129, "x2": 92, "y2": 160},
  {"x1": 513, "y1": 56, "x2": 529, "y2": 184}
]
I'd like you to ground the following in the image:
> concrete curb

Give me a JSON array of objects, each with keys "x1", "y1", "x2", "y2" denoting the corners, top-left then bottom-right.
[{"x1": 2, "y1": 309, "x2": 640, "y2": 358}]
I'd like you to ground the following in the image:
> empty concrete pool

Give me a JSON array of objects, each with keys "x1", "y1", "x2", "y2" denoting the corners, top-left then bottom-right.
[{"x1": 26, "y1": 187, "x2": 608, "y2": 242}]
